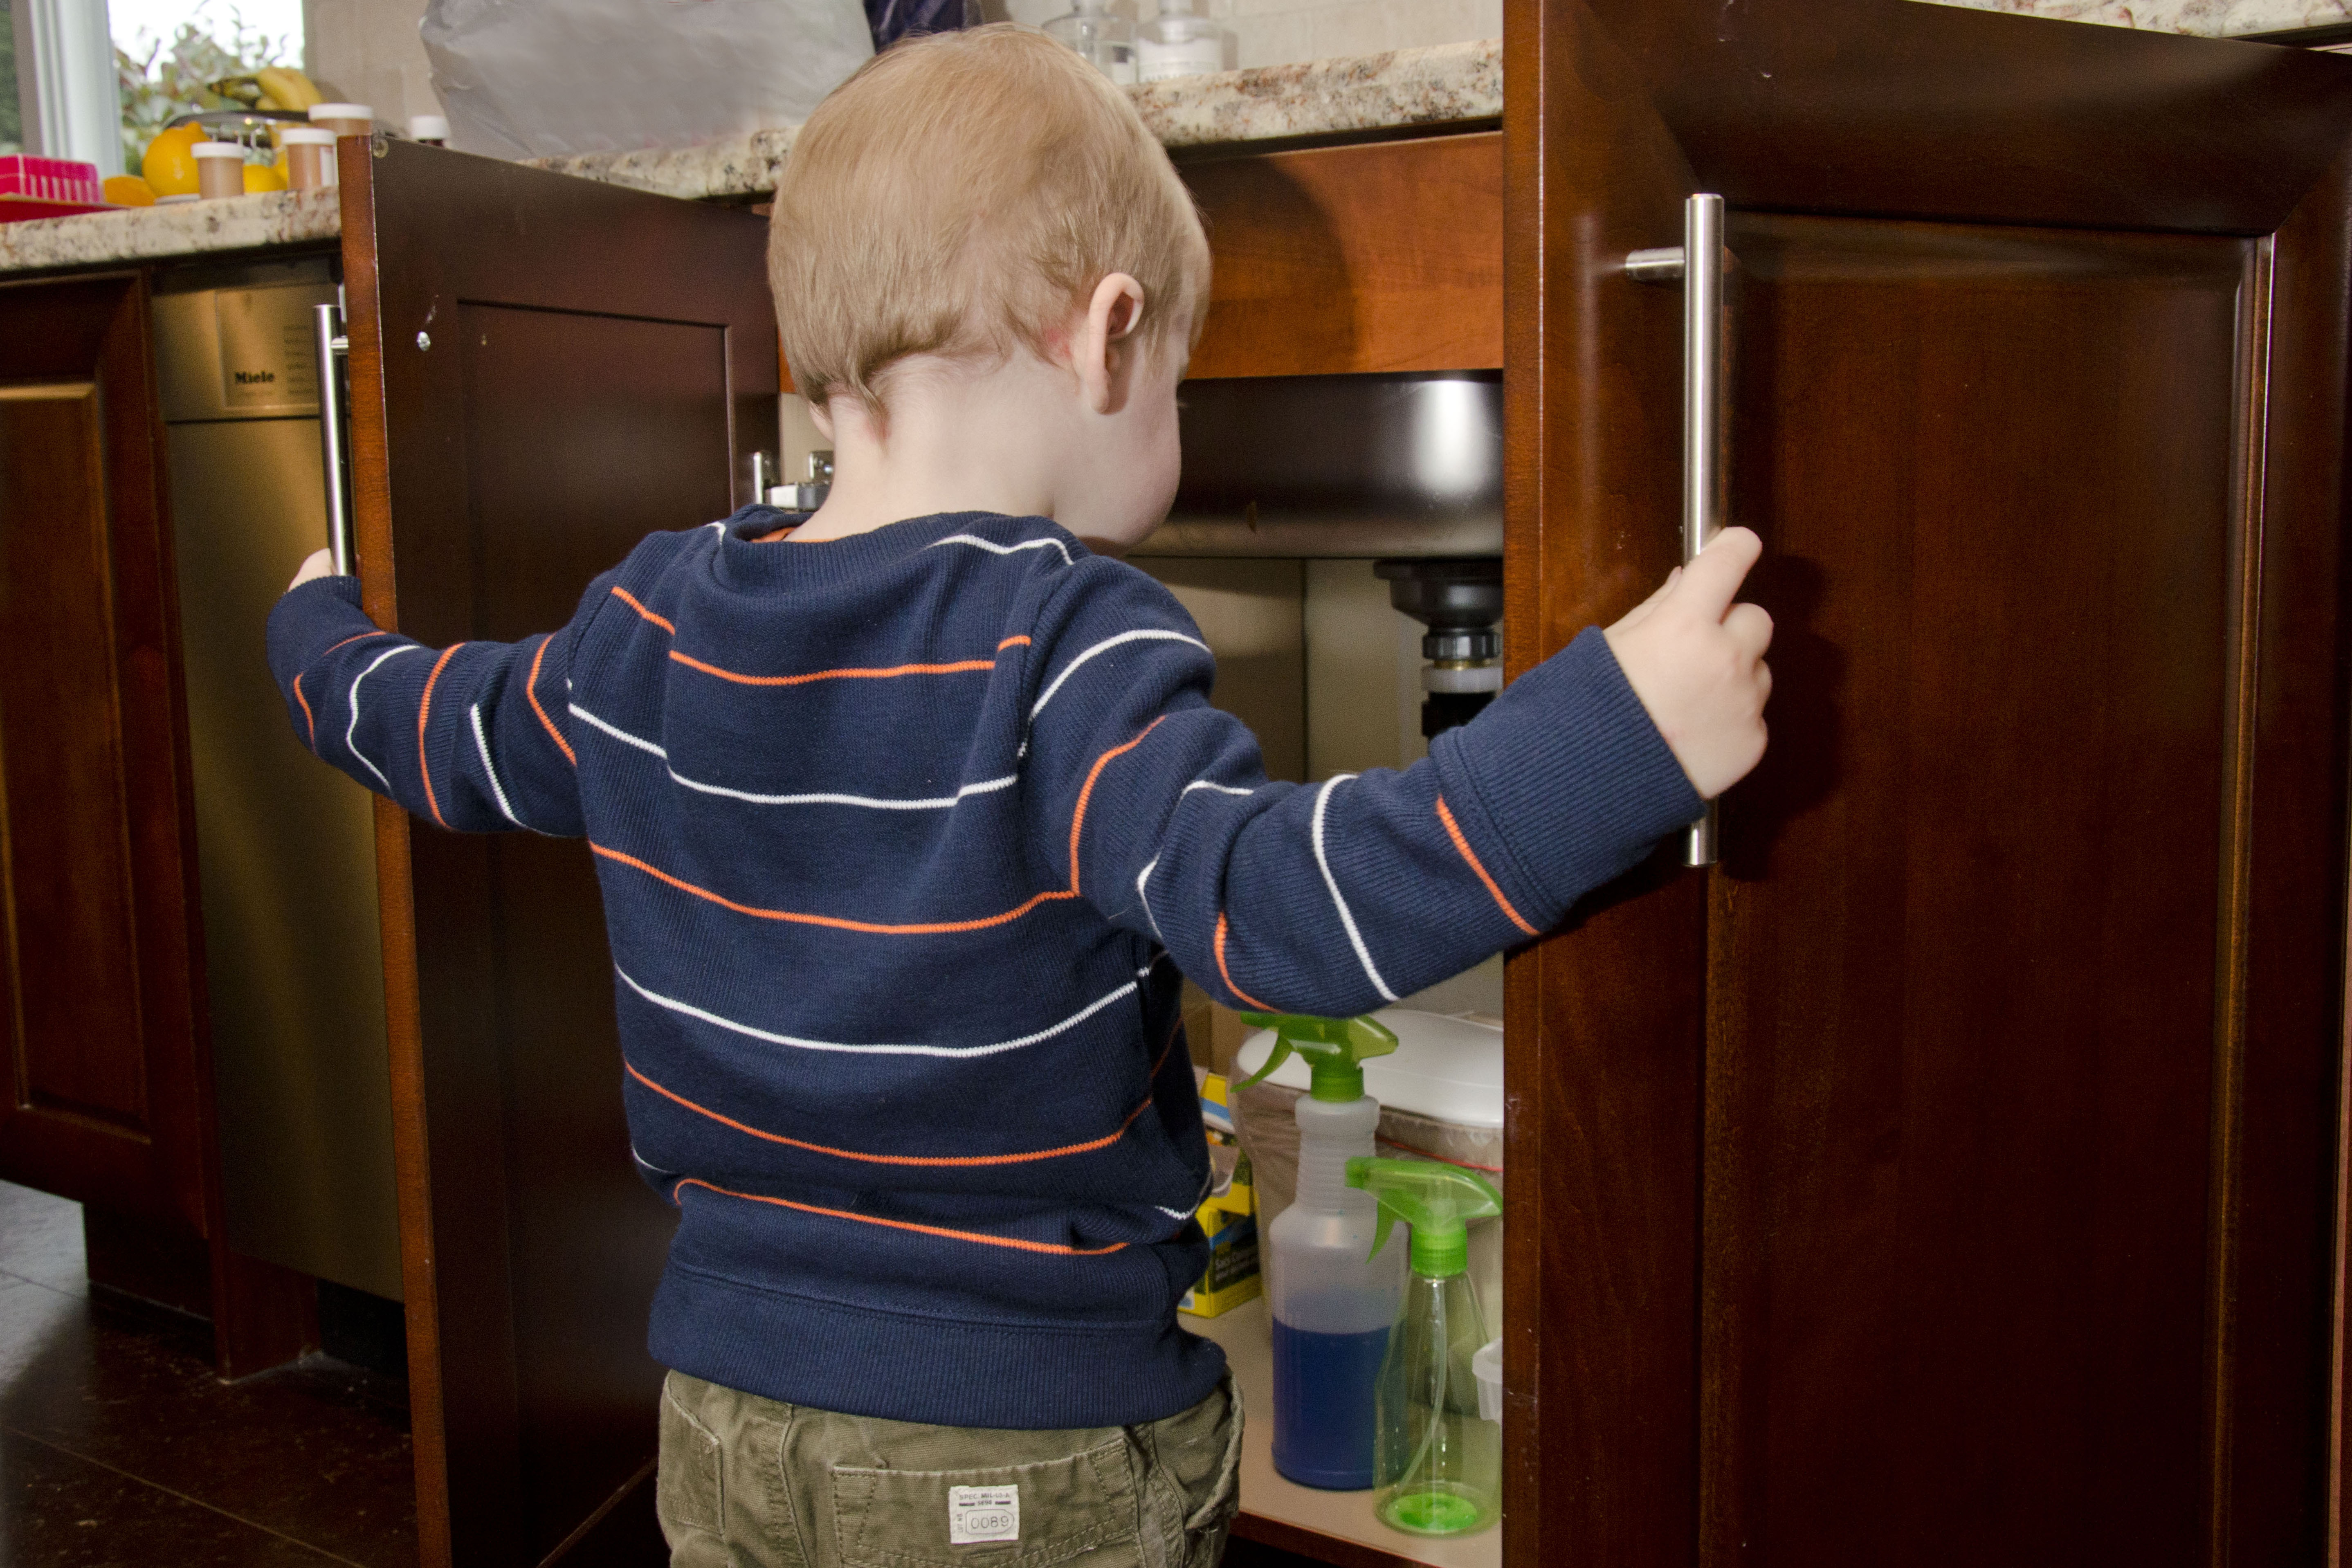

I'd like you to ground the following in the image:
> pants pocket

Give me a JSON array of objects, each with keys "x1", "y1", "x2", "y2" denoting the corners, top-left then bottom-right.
[
  {"x1": 831, "y1": 1437, "x2": 1139, "y2": 1568},
  {"x1": 658, "y1": 1371, "x2": 727, "y2": 1543}
]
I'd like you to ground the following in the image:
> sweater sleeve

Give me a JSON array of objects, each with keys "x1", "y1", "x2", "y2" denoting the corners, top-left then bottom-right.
[
  {"x1": 1021, "y1": 560, "x2": 1704, "y2": 1016},
  {"x1": 264, "y1": 574, "x2": 593, "y2": 836}
]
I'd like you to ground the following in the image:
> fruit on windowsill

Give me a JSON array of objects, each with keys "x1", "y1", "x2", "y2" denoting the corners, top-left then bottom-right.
[
  {"x1": 103, "y1": 175, "x2": 156, "y2": 207},
  {"x1": 141, "y1": 125, "x2": 206, "y2": 197}
]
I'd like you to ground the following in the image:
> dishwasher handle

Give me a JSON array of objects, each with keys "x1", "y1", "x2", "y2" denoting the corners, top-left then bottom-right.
[
  {"x1": 1626, "y1": 193, "x2": 1730, "y2": 869},
  {"x1": 314, "y1": 303, "x2": 354, "y2": 578}
]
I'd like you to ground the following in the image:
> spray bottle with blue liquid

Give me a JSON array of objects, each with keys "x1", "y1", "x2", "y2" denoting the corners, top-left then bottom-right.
[{"x1": 1236, "y1": 1012, "x2": 1406, "y2": 1490}]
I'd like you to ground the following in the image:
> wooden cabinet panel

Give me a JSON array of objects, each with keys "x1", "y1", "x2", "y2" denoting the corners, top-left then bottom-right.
[
  {"x1": 337, "y1": 137, "x2": 777, "y2": 1567},
  {"x1": 1705, "y1": 217, "x2": 2253, "y2": 1565},
  {"x1": 1184, "y1": 133, "x2": 1503, "y2": 379},
  {"x1": 1507, "y1": 3, "x2": 2352, "y2": 1565},
  {"x1": 0, "y1": 276, "x2": 208, "y2": 1234}
]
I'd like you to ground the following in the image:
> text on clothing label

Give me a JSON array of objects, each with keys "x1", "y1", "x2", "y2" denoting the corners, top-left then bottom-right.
[{"x1": 948, "y1": 1485, "x2": 1019, "y2": 1544}]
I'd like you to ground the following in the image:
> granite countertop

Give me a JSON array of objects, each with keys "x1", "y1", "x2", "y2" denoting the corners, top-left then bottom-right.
[
  {"x1": 0, "y1": 40, "x2": 1499, "y2": 274},
  {"x1": 529, "y1": 37, "x2": 1500, "y2": 200},
  {"x1": 1926, "y1": 0, "x2": 2350, "y2": 33},
  {"x1": 7, "y1": 0, "x2": 2350, "y2": 278}
]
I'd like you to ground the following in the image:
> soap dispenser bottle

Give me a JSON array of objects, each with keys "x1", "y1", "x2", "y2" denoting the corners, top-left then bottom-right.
[
  {"x1": 1137, "y1": 0, "x2": 1227, "y2": 81},
  {"x1": 1344, "y1": 1156, "x2": 1505, "y2": 1537},
  {"x1": 1236, "y1": 1012, "x2": 1405, "y2": 1489},
  {"x1": 1043, "y1": 0, "x2": 1137, "y2": 84}
]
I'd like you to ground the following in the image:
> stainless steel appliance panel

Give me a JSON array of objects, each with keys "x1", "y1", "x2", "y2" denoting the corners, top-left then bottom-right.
[{"x1": 159, "y1": 282, "x2": 403, "y2": 1301}]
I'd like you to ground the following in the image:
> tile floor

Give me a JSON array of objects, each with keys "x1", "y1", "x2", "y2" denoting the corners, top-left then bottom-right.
[{"x1": 0, "y1": 1181, "x2": 416, "y2": 1567}]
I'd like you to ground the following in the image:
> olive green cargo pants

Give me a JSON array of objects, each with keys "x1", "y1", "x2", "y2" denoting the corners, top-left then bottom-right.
[{"x1": 656, "y1": 1369, "x2": 1242, "y2": 1568}]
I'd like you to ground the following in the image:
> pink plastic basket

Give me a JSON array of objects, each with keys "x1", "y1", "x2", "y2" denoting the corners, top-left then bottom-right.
[{"x1": 0, "y1": 156, "x2": 104, "y2": 204}]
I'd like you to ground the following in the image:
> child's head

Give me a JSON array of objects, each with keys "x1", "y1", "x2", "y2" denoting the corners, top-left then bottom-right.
[{"x1": 770, "y1": 24, "x2": 1212, "y2": 421}]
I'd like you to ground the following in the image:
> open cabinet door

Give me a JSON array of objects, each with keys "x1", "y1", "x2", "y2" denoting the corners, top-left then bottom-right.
[
  {"x1": 336, "y1": 138, "x2": 779, "y2": 1567},
  {"x1": 1505, "y1": 2, "x2": 2352, "y2": 1564}
]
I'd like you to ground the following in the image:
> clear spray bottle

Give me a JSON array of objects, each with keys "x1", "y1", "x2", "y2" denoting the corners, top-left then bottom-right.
[
  {"x1": 1345, "y1": 1156, "x2": 1505, "y2": 1537},
  {"x1": 1236, "y1": 1012, "x2": 1404, "y2": 1490}
]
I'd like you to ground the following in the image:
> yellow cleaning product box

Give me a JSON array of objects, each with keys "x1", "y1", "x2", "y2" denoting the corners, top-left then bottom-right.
[{"x1": 1180, "y1": 1074, "x2": 1262, "y2": 1317}]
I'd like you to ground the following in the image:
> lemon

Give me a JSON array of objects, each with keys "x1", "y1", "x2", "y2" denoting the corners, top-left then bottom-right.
[
  {"x1": 142, "y1": 124, "x2": 206, "y2": 198},
  {"x1": 103, "y1": 175, "x2": 155, "y2": 207},
  {"x1": 243, "y1": 163, "x2": 286, "y2": 193}
]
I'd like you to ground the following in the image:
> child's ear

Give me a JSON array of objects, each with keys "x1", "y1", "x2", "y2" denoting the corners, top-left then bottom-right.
[{"x1": 1081, "y1": 273, "x2": 1146, "y2": 414}]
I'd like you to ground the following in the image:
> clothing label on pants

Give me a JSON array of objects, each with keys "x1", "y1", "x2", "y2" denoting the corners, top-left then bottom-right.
[{"x1": 948, "y1": 1485, "x2": 1019, "y2": 1545}]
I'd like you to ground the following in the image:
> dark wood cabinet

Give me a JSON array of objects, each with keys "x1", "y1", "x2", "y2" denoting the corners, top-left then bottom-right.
[
  {"x1": 0, "y1": 275, "x2": 208, "y2": 1233},
  {"x1": 0, "y1": 273, "x2": 316, "y2": 1379},
  {"x1": 332, "y1": 137, "x2": 778, "y2": 1565},
  {"x1": 1504, "y1": 4, "x2": 2352, "y2": 1564}
]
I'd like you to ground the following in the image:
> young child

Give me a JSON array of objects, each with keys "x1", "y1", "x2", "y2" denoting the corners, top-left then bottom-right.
[{"x1": 267, "y1": 25, "x2": 1769, "y2": 1568}]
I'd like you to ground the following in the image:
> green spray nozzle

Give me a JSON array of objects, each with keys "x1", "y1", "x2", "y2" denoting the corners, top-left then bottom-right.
[
  {"x1": 1344, "y1": 1157, "x2": 1503, "y2": 1278},
  {"x1": 1231, "y1": 1013, "x2": 1397, "y2": 1103}
]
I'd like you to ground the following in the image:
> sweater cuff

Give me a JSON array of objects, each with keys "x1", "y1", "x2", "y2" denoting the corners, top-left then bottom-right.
[
  {"x1": 1430, "y1": 626, "x2": 1703, "y2": 925},
  {"x1": 264, "y1": 575, "x2": 372, "y2": 688}
]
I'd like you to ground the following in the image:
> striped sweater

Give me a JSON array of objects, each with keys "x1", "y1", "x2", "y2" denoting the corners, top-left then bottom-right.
[{"x1": 266, "y1": 508, "x2": 1701, "y2": 1429}]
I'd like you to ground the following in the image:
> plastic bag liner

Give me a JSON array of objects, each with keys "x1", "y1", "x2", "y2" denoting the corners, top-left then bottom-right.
[{"x1": 421, "y1": 0, "x2": 875, "y2": 160}]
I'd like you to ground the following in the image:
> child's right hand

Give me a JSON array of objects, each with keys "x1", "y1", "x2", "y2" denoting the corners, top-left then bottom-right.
[
  {"x1": 1602, "y1": 526, "x2": 1773, "y2": 800},
  {"x1": 288, "y1": 548, "x2": 334, "y2": 593}
]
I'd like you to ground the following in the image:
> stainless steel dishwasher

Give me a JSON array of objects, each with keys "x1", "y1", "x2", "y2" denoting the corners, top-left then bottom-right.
[{"x1": 153, "y1": 264, "x2": 402, "y2": 1303}]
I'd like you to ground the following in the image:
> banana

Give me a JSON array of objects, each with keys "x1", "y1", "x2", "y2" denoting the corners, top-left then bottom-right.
[{"x1": 253, "y1": 67, "x2": 324, "y2": 112}]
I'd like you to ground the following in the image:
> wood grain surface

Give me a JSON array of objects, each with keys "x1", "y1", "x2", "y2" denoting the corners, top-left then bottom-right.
[
  {"x1": 337, "y1": 133, "x2": 777, "y2": 1567},
  {"x1": 1185, "y1": 133, "x2": 1502, "y2": 379},
  {"x1": 1506, "y1": 2, "x2": 2352, "y2": 1564}
]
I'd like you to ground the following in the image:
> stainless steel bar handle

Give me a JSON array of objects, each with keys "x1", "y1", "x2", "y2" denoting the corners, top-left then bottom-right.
[
  {"x1": 1624, "y1": 195, "x2": 1729, "y2": 867},
  {"x1": 1682, "y1": 193, "x2": 1725, "y2": 868},
  {"x1": 314, "y1": 303, "x2": 354, "y2": 577}
]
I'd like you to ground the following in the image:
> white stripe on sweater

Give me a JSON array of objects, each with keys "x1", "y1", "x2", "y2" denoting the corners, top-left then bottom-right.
[
  {"x1": 1182, "y1": 780, "x2": 1254, "y2": 798},
  {"x1": 1030, "y1": 629, "x2": 1212, "y2": 722},
  {"x1": 1313, "y1": 774, "x2": 1398, "y2": 1003},
  {"x1": 615, "y1": 964, "x2": 1138, "y2": 1058},
  {"x1": 927, "y1": 532, "x2": 1074, "y2": 568},
  {"x1": 1136, "y1": 857, "x2": 1164, "y2": 940},
  {"x1": 469, "y1": 703, "x2": 531, "y2": 831},
  {"x1": 345, "y1": 645, "x2": 425, "y2": 793},
  {"x1": 570, "y1": 701, "x2": 1018, "y2": 811}
]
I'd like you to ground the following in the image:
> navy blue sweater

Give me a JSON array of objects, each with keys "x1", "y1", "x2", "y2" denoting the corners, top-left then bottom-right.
[{"x1": 266, "y1": 508, "x2": 1700, "y2": 1428}]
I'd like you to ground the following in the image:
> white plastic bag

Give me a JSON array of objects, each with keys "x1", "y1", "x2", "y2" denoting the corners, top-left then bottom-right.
[{"x1": 421, "y1": 0, "x2": 874, "y2": 159}]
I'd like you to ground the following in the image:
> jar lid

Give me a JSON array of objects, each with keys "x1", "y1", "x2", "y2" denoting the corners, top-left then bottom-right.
[
  {"x1": 408, "y1": 114, "x2": 449, "y2": 139},
  {"x1": 281, "y1": 128, "x2": 338, "y2": 145},
  {"x1": 308, "y1": 103, "x2": 375, "y2": 121},
  {"x1": 191, "y1": 142, "x2": 245, "y2": 159}
]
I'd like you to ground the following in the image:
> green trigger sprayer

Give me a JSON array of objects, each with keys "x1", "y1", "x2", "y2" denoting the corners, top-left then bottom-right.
[
  {"x1": 1231, "y1": 1011, "x2": 1397, "y2": 1097},
  {"x1": 1346, "y1": 1156, "x2": 1504, "y2": 1537},
  {"x1": 1233, "y1": 1013, "x2": 1404, "y2": 1491}
]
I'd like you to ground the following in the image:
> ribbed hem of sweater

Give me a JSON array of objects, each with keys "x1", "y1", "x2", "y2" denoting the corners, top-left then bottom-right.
[
  {"x1": 649, "y1": 1264, "x2": 1229, "y2": 1429},
  {"x1": 1432, "y1": 627, "x2": 1704, "y2": 926}
]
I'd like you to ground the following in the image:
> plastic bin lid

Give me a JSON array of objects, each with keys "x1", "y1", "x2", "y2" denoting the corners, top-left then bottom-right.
[{"x1": 1234, "y1": 1008, "x2": 1501, "y2": 1128}]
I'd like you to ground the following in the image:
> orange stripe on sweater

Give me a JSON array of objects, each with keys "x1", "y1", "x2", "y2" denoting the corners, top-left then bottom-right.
[
  {"x1": 671, "y1": 1177, "x2": 1129, "y2": 1256},
  {"x1": 416, "y1": 643, "x2": 465, "y2": 827},
  {"x1": 526, "y1": 637, "x2": 575, "y2": 766},
  {"x1": 998, "y1": 635, "x2": 1031, "y2": 650},
  {"x1": 670, "y1": 649, "x2": 999, "y2": 687},
  {"x1": 1069, "y1": 718, "x2": 1164, "y2": 897},
  {"x1": 627, "y1": 1059, "x2": 1152, "y2": 1166},
  {"x1": 1435, "y1": 795, "x2": 1538, "y2": 937},
  {"x1": 292, "y1": 674, "x2": 316, "y2": 750},
  {"x1": 610, "y1": 585, "x2": 676, "y2": 633},
  {"x1": 322, "y1": 631, "x2": 391, "y2": 657},
  {"x1": 1215, "y1": 913, "x2": 1271, "y2": 1011},
  {"x1": 592, "y1": 843, "x2": 1075, "y2": 935}
]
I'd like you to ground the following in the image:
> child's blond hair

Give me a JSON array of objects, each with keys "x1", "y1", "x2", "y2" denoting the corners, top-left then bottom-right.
[{"x1": 770, "y1": 24, "x2": 1212, "y2": 416}]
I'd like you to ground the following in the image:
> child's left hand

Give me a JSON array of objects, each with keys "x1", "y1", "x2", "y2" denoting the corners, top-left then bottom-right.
[{"x1": 288, "y1": 548, "x2": 335, "y2": 593}]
